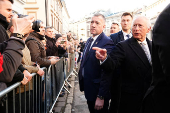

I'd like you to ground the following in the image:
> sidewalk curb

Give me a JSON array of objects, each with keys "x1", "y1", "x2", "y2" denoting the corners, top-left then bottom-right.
[{"x1": 53, "y1": 72, "x2": 76, "y2": 113}]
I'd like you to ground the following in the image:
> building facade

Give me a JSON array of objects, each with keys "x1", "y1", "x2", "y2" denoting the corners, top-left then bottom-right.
[
  {"x1": 61, "y1": 0, "x2": 70, "y2": 34},
  {"x1": 23, "y1": 0, "x2": 70, "y2": 34},
  {"x1": 13, "y1": 0, "x2": 26, "y2": 14},
  {"x1": 23, "y1": 0, "x2": 46, "y2": 25}
]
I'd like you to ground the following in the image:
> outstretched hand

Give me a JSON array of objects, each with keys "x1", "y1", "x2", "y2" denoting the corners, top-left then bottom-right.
[
  {"x1": 12, "y1": 14, "x2": 35, "y2": 35},
  {"x1": 92, "y1": 47, "x2": 107, "y2": 61}
]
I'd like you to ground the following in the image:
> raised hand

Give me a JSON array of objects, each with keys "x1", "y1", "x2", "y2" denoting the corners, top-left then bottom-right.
[
  {"x1": 12, "y1": 14, "x2": 35, "y2": 36},
  {"x1": 92, "y1": 47, "x2": 107, "y2": 61}
]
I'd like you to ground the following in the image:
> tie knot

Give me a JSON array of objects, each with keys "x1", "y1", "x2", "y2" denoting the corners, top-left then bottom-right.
[
  {"x1": 140, "y1": 42, "x2": 146, "y2": 46},
  {"x1": 90, "y1": 38, "x2": 94, "y2": 42},
  {"x1": 126, "y1": 34, "x2": 130, "y2": 39}
]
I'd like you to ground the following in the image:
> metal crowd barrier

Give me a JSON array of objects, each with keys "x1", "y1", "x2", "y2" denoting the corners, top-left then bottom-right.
[{"x1": 0, "y1": 53, "x2": 78, "y2": 113}]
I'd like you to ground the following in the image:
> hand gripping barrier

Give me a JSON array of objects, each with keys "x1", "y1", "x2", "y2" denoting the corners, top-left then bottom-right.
[{"x1": 0, "y1": 53, "x2": 78, "y2": 113}]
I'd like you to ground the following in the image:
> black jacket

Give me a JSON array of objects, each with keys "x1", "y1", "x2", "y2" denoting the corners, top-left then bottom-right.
[
  {"x1": 141, "y1": 4, "x2": 170, "y2": 113},
  {"x1": 46, "y1": 35, "x2": 66, "y2": 57},
  {"x1": 102, "y1": 37, "x2": 152, "y2": 113},
  {"x1": 46, "y1": 35, "x2": 58, "y2": 56},
  {"x1": 0, "y1": 14, "x2": 25, "y2": 90},
  {"x1": 110, "y1": 31, "x2": 124, "y2": 46}
]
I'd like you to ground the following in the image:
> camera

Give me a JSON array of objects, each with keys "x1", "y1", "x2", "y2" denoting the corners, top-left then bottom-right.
[
  {"x1": 60, "y1": 40, "x2": 66, "y2": 44},
  {"x1": 17, "y1": 14, "x2": 42, "y2": 32}
]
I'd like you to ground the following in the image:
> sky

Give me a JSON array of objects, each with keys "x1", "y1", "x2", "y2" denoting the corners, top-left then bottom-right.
[{"x1": 65, "y1": 0, "x2": 158, "y2": 21}]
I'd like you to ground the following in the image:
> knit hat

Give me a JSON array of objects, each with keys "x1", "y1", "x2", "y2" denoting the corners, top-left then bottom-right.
[{"x1": 55, "y1": 34, "x2": 62, "y2": 40}]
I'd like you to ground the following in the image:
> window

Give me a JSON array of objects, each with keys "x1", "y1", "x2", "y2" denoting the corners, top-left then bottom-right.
[{"x1": 51, "y1": 14, "x2": 53, "y2": 27}]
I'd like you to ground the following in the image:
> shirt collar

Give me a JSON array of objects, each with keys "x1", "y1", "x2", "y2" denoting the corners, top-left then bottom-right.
[
  {"x1": 137, "y1": 38, "x2": 147, "y2": 45},
  {"x1": 92, "y1": 34, "x2": 99, "y2": 42},
  {"x1": 122, "y1": 30, "x2": 132, "y2": 38}
]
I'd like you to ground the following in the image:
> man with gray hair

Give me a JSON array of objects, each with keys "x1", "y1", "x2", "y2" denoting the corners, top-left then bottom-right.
[
  {"x1": 93, "y1": 16, "x2": 152, "y2": 113},
  {"x1": 78, "y1": 13, "x2": 114, "y2": 113}
]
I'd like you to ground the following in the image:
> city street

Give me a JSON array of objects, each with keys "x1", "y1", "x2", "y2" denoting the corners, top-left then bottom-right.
[{"x1": 71, "y1": 78, "x2": 89, "y2": 113}]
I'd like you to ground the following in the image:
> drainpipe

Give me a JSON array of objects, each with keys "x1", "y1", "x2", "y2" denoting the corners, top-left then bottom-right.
[{"x1": 45, "y1": 0, "x2": 49, "y2": 26}]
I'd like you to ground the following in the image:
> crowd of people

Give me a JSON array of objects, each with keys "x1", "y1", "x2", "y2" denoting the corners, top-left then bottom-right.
[{"x1": 0, "y1": 0, "x2": 86, "y2": 112}]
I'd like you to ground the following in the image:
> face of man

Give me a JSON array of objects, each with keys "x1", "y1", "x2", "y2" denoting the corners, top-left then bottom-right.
[
  {"x1": 0, "y1": 0, "x2": 13, "y2": 23},
  {"x1": 132, "y1": 17, "x2": 151, "y2": 42},
  {"x1": 38, "y1": 22, "x2": 45, "y2": 35},
  {"x1": 90, "y1": 15, "x2": 105, "y2": 37},
  {"x1": 45, "y1": 28, "x2": 53, "y2": 38},
  {"x1": 121, "y1": 15, "x2": 133, "y2": 32},
  {"x1": 110, "y1": 24, "x2": 119, "y2": 34},
  {"x1": 62, "y1": 34, "x2": 67, "y2": 40}
]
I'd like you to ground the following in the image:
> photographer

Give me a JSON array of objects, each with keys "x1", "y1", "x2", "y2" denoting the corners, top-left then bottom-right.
[
  {"x1": 45, "y1": 26, "x2": 59, "y2": 56},
  {"x1": 55, "y1": 33, "x2": 67, "y2": 57},
  {"x1": 0, "y1": 0, "x2": 34, "y2": 90},
  {"x1": 26, "y1": 20, "x2": 58, "y2": 67}
]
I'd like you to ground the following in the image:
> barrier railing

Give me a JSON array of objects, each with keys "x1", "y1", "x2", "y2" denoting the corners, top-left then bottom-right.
[{"x1": 0, "y1": 53, "x2": 77, "y2": 113}]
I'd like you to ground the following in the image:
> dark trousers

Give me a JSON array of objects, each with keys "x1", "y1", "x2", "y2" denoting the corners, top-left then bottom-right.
[
  {"x1": 77, "y1": 52, "x2": 81, "y2": 63},
  {"x1": 109, "y1": 72, "x2": 122, "y2": 113},
  {"x1": 87, "y1": 100, "x2": 109, "y2": 113}
]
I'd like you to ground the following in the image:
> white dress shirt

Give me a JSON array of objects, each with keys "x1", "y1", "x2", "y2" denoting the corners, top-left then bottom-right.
[
  {"x1": 90, "y1": 34, "x2": 99, "y2": 49},
  {"x1": 122, "y1": 30, "x2": 132, "y2": 40}
]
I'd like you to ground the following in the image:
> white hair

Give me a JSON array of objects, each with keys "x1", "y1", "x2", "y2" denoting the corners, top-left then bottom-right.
[{"x1": 133, "y1": 15, "x2": 151, "y2": 28}]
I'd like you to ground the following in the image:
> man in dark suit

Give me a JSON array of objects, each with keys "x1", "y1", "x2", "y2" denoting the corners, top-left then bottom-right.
[
  {"x1": 110, "y1": 12, "x2": 133, "y2": 43},
  {"x1": 78, "y1": 13, "x2": 113, "y2": 113},
  {"x1": 141, "y1": 4, "x2": 170, "y2": 113},
  {"x1": 93, "y1": 16, "x2": 152, "y2": 113},
  {"x1": 109, "y1": 12, "x2": 133, "y2": 113}
]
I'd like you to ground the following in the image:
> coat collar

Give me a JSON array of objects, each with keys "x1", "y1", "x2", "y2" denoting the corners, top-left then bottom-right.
[
  {"x1": 129, "y1": 37, "x2": 152, "y2": 67},
  {"x1": 45, "y1": 35, "x2": 56, "y2": 41},
  {"x1": 31, "y1": 31, "x2": 45, "y2": 40},
  {"x1": 0, "y1": 14, "x2": 9, "y2": 30},
  {"x1": 118, "y1": 30, "x2": 124, "y2": 41}
]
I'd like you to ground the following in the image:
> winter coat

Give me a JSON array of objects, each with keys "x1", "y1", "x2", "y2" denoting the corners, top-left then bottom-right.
[
  {"x1": 26, "y1": 32, "x2": 51, "y2": 67},
  {"x1": 0, "y1": 14, "x2": 25, "y2": 91}
]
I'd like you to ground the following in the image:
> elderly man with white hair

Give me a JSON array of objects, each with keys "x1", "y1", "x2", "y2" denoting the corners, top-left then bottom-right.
[{"x1": 93, "y1": 16, "x2": 152, "y2": 113}]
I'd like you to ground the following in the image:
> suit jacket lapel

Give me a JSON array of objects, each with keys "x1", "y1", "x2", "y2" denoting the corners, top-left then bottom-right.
[
  {"x1": 82, "y1": 32, "x2": 103, "y2": 67},
  {"x1": 81, "y1": 38, "x2": 91, "y2": 67},
  {"x1": 146, "y1": 38, "x2": 152, "y2": 53},
  {"x1": 129, "y1": 37, "x2": 151, "y2": 68},
  {"x1": 119, "y1": 30, "x2": 124, "y2": 41}
]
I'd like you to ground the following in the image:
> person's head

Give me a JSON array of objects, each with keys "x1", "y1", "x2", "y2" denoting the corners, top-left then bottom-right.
[
  {"x1": 110, "y1": 22, "x2": 119, "y2": 34},
  {"x1": 62, "y1": 34, "x2": 67, "y2": 40},
  {"x1": 90, "y1": 13, "x2": 106, "y2": 37},
  {"x1": 0, "y1": 0, "x2": 13, "y2": 23},
  {"x1": 36, "y1": 20, "x2": 45, "y2": 35},
  {"x1": 45, "y1": 26, "x2": 53, "y2": 38},
  {"x1": 67, "y1": 31, "x2": 71, "y2": 36},
  {"x1": 55, "y1": 33, "x2": 62, "y2": 41},
  {"x1": 132, "y1": 16, "x2": 151, "y2": 42},
  {"x1": 121, "y1": 12, "x2": 133, "y2": 32}
]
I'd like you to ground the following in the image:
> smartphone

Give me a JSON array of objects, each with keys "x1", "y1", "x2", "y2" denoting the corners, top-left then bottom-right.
[{"x1": 60, "y1": 40, "x2": 65, "y2": 44}]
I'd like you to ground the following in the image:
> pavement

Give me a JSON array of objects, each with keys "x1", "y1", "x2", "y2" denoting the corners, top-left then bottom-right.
[
  {"x1": 53, "y1": 67, "x2": 89, "y2": 113},
  {"x1": 71, "y1": 77, "x2": 89, "y2": 113}
]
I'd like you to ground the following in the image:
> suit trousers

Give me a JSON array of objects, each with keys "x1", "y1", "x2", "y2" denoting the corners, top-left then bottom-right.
[{"x1": 87, "y1": 100, "x2": 109, "y2": 113}]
